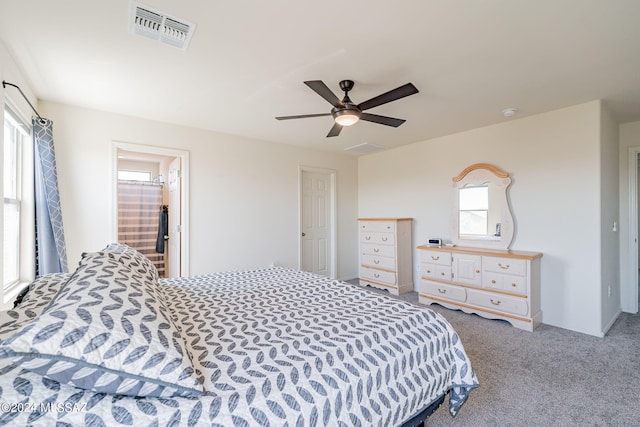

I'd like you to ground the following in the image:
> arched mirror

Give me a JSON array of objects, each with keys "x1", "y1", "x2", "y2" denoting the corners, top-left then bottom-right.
[{"x1": 451, "y1": 163, "x2": 514, "y2": 250}]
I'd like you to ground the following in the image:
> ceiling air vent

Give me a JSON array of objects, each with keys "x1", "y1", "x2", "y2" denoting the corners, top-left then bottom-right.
[
  {"x1": 344, "y1": 143, "x2": 386, "y2": 154},
  {"x1": 129, "y1": 2, "x2": 196, "y2": 50}
]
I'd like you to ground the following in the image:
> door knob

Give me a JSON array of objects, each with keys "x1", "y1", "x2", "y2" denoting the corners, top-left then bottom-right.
[{"x1": 301, "y1": 233, "x2": 306, "y2": 236}]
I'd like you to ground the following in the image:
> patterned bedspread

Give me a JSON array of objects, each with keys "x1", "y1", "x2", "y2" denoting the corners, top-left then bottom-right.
[{"x1": 0, "y1": 265, "x2": 478, "y2": 426}]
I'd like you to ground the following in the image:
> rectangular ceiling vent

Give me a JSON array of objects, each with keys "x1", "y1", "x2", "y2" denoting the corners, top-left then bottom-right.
[
  {"x1": 129, "y1": 2, "x2": 196, "y2": 50},
  {"x1": 344, "y1": 143, "x2": 386, "y2": 154}
]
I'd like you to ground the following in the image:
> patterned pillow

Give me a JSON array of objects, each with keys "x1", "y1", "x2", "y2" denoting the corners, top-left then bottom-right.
[
  {"x1": 0, "y1": 273, "x2": 71, "y2": 341},
  {"x1": 99, "y1": 242, "x2": 159, "y2": 281},
  {"x1": 0, "y1": 251, "x2": 203, "y2": 398}
]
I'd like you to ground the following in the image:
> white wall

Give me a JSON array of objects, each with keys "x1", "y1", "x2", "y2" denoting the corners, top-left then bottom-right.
[
  {"x1": 118, "y1": 159, "x2": 160, "y2": 179},
  {"x1": 359, "y1": 101, "x2": 607, "y2": 336},
  {"x1": 39, "y1": 101, "x2": 359, "y2": 280}
]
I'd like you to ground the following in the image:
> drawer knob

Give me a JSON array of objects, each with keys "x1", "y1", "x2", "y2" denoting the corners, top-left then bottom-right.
[
  {"x1": 475, "y1": 269, "x2": 480, "y2": 273},
  {"x1": 440, "y1": 272, "x2": 446, "y2": 276},
  {"x1": 490, "y1": 299, "x2": 501, "y2": 306},
  {"x1": 438, "y1": 288, "x2": 447, "y2": 294},
  {"x1": 511, "y1": 283, "x2": 517, "y2": 287},
  {"x1": 374, "y1": 260, "x2": 380, "y2": 264},
  {"x1": 374, "y1": 273, "x2": 380, "y2": 278},
  {"x1": 426, "y1": 269, "x2": 431, "y2": 273},
  {"x1": 374, "y1": 248, "x2": 380, "y2": 253},
  {"x1": 498, "y1": 263, "x2": 510, "y2": 270},
  {"x1": 365, "y1": 236, "x2": 371, "y2": 240},
  {"x1": 431, "y1": 256, "x2": 440, "y2": 261},
  {"x1": 382, "y1": 237, "x2": 388, "y2": 242},
  {"x1": 491, "y1": 280, "x2": 496, "y2": 284}
]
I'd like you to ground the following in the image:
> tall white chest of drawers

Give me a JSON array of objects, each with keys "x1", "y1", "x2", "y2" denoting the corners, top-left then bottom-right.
[
  {"x1": 358, "y1": 218, "x2": 413, "y2": 295},
  {"x1": 417, "y1": 245, "x2": 542, "y2": 331}
]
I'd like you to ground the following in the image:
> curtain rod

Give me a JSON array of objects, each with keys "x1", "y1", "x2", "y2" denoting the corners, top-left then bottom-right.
[{"x1": 2, "y1": 80, "x2": 44, "y2": 121}]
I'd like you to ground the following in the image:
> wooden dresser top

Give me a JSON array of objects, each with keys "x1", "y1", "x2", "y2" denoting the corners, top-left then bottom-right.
[
  {"x1": 417, "y1": 244, "x2": 542, "y2": 260},
  {"x1": 358, "y1": 218, "x2": 413, "y2": 221}
]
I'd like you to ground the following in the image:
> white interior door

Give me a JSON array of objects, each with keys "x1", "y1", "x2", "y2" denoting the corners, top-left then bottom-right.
[
  {"x1": 167, "y1": 157, "x2": 181, "y2": 277},
  {"x1": 301, "y1": 169, "x2": 335, "y2": 277}
]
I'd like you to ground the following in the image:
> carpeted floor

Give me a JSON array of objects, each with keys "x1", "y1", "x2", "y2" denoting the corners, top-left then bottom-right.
[{"x1": 352, "y1": 283, "x2": 640, "y2": 427}]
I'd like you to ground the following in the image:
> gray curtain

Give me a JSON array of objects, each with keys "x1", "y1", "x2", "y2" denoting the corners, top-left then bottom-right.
[{"x1": 33, "y1": 118, "x2": 68, "y2": 275}]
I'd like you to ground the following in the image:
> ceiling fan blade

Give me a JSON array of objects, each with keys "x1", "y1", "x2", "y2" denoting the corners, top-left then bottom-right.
[
  {"x1": 360, "y1": 113, "x2": 406, "y2": 127},
  {"x1": 327, "y1": 122, "x2": 343, "y2": 137},
  {"x1": 304, "y1": 80, "x2": 343, "y2": 108},
  {"x1": 275, "y1": 113, "x2": 331, "y2": 120},
  {"x1": 357, "y1": 83, "x2": 419, "y2": 111}
]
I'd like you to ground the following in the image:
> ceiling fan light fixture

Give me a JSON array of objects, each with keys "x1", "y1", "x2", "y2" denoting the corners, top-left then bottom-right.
[
  {"x1": 333, "y1": 107, "x2": 361, "y2": 126},
  {"x1": 275, "y1": 79, "x2": 418, "y2": 137}
]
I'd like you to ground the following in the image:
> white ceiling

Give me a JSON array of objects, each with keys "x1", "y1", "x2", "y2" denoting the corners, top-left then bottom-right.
[{"x1": 1, "y1": 1, "x2": 639, "y2": 154}]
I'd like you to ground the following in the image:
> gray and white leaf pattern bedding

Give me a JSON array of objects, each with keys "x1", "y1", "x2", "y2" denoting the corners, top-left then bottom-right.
[
  {"x1": 0, "y1": 273, "x2": 71, "y2": 341},
  {"x1": 0, "y1": 262, "x2": 478, "y2": 426}
]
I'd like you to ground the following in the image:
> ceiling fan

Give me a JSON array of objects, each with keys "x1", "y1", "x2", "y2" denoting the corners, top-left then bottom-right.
[{"x1": 275, "y1": 80, "x2": 419, "y2": 137}]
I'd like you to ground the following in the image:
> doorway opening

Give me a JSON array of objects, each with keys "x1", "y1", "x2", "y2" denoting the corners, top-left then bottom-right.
[
  {"x1": 629, "y1": 152, "x2": 640, "y2": 313},
  {"x1": 299, "y1": 166, "x2": 337, "y2": 279},
  {"x1": 625, "y1": 147, "x2": 640, "y2": 313},
  {"x1": 113, "y1": 142, "x2": 189, "y2": 278}
]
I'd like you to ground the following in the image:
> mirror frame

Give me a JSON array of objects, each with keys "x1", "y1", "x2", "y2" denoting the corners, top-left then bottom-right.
[{"x1": 451, "y1": 163, "x2": 514, "y2": 250}]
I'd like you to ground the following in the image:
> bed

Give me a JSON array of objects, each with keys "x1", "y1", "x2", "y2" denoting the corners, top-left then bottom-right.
[{"x1": 0, "y1": 244, "x2": 478, "y2": 426}]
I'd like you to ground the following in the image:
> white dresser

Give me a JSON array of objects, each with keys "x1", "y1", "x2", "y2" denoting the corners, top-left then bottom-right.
[
  {"x1": 417, "y1": 245, "x2": 542, "y2": 331},
  {"x1": 358, "y1": 218, "x2": 413, "y2": 295}
]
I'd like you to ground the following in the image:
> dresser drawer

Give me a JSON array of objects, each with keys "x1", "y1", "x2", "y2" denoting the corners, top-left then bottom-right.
[
  {"x1": 467, "y1": 289, "x2": 528, "y2": 316},
  {"x1": 483, "y1": 272, "x2": 527, "y2": 294},
  {"x1": 419, "y1": 280, "x2": 466, "y2": 303},
  {"x1": 421, "y1": 263, "x2": 452, "y2": 281},
  {"x1": 361, "y1": 254, "x2": 396, "y2": 270},
  {"x1": 483, "y1": 256, "x2": 526, "y2": 276},
  {"x1": 360, "y1": 231, "x2": 395, "y2": 246},
  {"x1": 359, "y1": 221, "x2": 395, "y2": 233},
  {"x1": 420, "y1": 250, "x2": 452, "y2": 266},
  {"x1": 360, "y1": 267, "x2": 397, "y2": 286},
  {"x1": 360, "y1": 243, "x2": 395, "y2": 258}
]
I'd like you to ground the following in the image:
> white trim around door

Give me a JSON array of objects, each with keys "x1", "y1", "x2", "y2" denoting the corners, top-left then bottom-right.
[{"x1": 112, "y1": 141, "x2": 190, "y2": 277}]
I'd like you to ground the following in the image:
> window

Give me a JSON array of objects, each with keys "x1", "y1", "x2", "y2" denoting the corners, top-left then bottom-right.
[
  {"x1": 459, "y1": 185, "x2": 489, "y2": 236},
  {"x1": 3, "y1": 109, "x2": 26, "y2": 290},
  {"x1": 118, "y1": 169, "x2": 152, "y2": 182}
]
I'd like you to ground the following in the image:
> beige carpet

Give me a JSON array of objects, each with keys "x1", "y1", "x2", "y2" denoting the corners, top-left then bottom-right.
[{"x1": 352, "y1": 283, "x2": 640, "y2": 426}]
